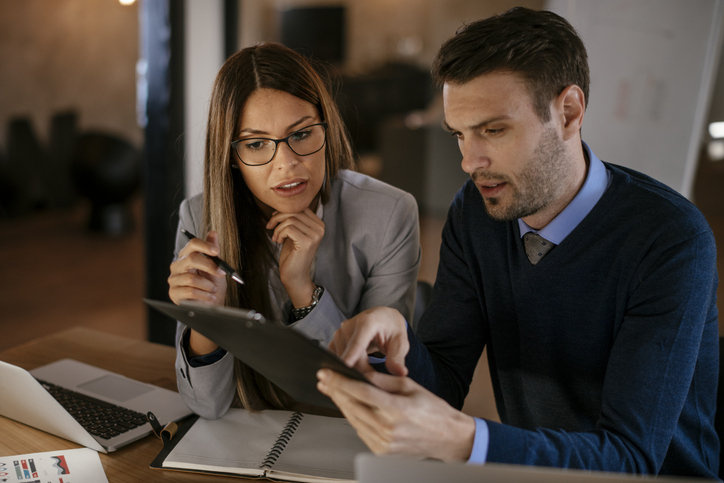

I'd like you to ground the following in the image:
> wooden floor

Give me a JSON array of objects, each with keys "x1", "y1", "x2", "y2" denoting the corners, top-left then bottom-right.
[
  {"x1": 1, "y1": 154, "x2": 723, "y2": 421},
  {"x1": 0, "y1": 197, "x2": 146, "y2": 349}
]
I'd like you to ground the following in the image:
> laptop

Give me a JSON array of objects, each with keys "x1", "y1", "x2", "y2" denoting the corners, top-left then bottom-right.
[
  {"x1": 0, "y1": 358, "x2": 193, "y2": 453},
  {"x1": 354, "y1": 454, "x2": 702, "y2": 483}
]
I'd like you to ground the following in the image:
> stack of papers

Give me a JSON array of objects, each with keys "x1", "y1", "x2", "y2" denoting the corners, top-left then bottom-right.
[{"x1": 0, "y1": 448, "x2": 108, "y2": 482}]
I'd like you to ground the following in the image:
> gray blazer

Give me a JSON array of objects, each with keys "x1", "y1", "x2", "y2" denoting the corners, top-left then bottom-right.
[{"x1": 174, "y1": 169, "x2": 421, "y2": 418}]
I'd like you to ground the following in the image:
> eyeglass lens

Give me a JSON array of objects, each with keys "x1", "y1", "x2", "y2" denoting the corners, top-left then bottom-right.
[{"x1": 235, "y1": 124, "x2": 326, "y2": 166}]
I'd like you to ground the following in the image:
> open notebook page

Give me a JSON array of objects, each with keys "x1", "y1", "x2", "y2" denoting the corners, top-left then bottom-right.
[
  {"x1": 163, "y1": 409, "x2": 292, "y2": 476},
  {"x1": 268, "y1": 412, "x2": 370, "y2": 481}
]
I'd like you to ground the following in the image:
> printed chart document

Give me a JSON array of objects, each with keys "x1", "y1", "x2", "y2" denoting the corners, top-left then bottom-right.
[
  {"x1": 0, "y1": 447, "x2": 108, "y2": 482},
  {"x1": 153, "y1": 408, "x2": 370, "y2": 482}
]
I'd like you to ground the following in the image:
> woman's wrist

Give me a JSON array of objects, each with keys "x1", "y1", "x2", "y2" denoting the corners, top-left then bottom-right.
[
  {"x1": 291, "y1": 286, "x2": 324, "y2": 320},
  {"x1": 287, "y1": 280, "x2": 318, "y2": 309},
  {"x1": 187, "y1": 329, "x2": 220, "y2": 357}
]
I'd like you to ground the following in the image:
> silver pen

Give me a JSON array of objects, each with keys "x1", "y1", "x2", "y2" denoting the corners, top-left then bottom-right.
[{"x1": 181, "y1": 229, "x2": 244, "y2": 285}]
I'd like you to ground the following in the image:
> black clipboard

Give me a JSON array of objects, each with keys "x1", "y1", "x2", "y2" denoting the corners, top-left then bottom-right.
[{"x1": 144, "y1": 299, "x2": 368, "y2": 410}]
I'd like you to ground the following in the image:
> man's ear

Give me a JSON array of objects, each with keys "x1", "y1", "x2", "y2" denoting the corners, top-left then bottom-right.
[{"x1": 554, "y1": 85, "x2": 585, "y2": 140}]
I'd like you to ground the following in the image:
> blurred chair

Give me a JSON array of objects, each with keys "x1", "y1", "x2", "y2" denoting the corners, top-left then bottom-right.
[
  {"x1": 337, "y1": 62, "x2": 434, "y2": 156},
  {"x1": 6, "y1": 117, "x2": 47, "y2": 215},
  {"x1": 412, "y1": 280, "x2": 433, "y2": 333},
  {"x1": 71, "y1": 132, "x2": 141, "y2": 236},
  {"x1": 0, "y1": 147, "x2": 17, "y2": 218},
  {"x1": 47, "y1": 110, "x2": 79, "y2": 209}
]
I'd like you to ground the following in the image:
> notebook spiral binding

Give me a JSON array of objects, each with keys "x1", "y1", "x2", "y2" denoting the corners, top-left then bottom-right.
[{"x1": 260, "y1": 411, "x2": 304, "y2": 470}]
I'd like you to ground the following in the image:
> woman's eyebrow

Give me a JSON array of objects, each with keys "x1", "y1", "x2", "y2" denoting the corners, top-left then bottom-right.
[
  {"x1": 237, "y1": 116, "x2": 316, "y2": 137},
  {"x1": 287, "y1": 116, "x2": 315, "y2": 131}
]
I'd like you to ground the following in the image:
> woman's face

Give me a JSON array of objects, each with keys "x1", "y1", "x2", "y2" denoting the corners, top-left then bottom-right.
[{"x1": 233, "y1": 88, "x2": 326, "y2": 219}]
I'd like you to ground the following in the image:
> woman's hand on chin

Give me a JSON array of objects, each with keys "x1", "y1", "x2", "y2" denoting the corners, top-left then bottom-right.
[{"x1": 266, "y1": 208, "x2": 325, "y2": 308}]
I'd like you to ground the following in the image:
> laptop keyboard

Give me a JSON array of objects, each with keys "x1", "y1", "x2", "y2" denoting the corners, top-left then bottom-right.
[{"x1": 38, "y1": 379, "x2": 148, "y2": 440}]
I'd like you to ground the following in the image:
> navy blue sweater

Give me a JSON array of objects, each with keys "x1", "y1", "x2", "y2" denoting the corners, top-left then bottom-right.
[{"x1": 407, "y1": 163, "x2": 719, "y2": 478}]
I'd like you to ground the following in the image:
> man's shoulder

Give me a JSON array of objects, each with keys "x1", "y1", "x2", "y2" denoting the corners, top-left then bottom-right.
[{"x1": 605, "y1": 163, "x2": 710, "y2": 235}]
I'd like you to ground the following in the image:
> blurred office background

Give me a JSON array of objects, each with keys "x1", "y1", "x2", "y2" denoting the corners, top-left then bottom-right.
[{"x1": 1, "y1": 0, "x2": 723, "y2": 422}]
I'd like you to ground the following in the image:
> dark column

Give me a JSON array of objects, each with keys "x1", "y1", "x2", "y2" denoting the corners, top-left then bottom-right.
[
  {"x1": 224, "y1": 0, "x2": 239, "y2": 58},
  {"x1": 140, "y1": 0, "x2": 185, "y2": 345}
]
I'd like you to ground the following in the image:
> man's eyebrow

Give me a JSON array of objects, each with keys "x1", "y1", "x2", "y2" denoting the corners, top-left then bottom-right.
[
  {"x1": 238, "y1": 116, "x2": 315, "y2": 137},
  {"x1": 442, "y1": 116, "x2": 511, "y2": 133}
]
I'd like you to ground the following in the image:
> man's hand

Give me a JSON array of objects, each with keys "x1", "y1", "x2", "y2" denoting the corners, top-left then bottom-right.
[
  {"x1": 317, "y1": 369, "x2": 476, "y2": 462},
  {"x1": 329, "y1": 307, "x2": 409, "y2": 376}
]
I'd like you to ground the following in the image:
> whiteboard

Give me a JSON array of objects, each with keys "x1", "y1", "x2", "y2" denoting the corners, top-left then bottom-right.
[{"x1": 546, "y1": 0, "x2": 724, "y2": 199}]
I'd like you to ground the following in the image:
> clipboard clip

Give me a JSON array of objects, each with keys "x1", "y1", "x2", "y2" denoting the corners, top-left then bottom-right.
[{"x1": 147, "y1": 411, "x2": 178, "y2": 444}]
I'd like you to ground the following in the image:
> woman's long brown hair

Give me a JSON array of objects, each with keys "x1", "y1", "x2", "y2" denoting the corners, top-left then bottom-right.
[{"x1": 202, "y1": 43, "x2": 354, "y2": 410}]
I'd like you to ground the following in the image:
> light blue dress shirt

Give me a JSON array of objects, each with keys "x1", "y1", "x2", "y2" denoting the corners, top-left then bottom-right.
[{"x1": 468, "y1": 142, "x2": 612, "y2": 465}]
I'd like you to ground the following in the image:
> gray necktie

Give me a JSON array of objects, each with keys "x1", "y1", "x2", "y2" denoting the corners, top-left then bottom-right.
[{"x1": 523, "y1": 232, "x2": 556, "y2": 265}]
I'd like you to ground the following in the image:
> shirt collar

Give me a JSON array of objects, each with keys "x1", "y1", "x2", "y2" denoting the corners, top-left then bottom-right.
[{"x1": 518, "y1": 142, "x2": 610, "y2": 244}]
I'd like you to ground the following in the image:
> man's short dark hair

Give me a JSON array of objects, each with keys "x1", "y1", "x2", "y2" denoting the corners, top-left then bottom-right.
[{"x1": 432, "y1": 7, "x2": 590, "y2": 122}]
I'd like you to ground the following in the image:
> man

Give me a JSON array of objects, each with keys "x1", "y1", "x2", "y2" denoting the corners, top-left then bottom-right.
[{"x1": 316, "y1": 6, "x2": 719, "y2": 478}]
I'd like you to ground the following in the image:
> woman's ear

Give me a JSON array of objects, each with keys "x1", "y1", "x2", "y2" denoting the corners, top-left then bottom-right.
[{"x1": 554, "y1": 85, "x2": 585, "y2": 140}]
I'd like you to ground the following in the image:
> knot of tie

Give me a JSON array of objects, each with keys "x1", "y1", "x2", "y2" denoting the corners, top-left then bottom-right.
[{"x1": 523, "y1": 232, "x2": 556, "y2": 265}]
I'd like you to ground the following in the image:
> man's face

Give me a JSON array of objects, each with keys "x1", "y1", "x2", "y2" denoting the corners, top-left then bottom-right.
[{"x1": 443, "y1": 71, "x2": 573, "y2": 226}]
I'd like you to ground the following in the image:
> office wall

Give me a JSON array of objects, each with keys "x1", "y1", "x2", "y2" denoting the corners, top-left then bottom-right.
[
  {"x1": 547, "y1": 0, "x2": 724, "y2": 199},
  {"x1": 184, "y1": 0, "x2": 225, "y2": 198},
  {"x1": 239, "y1": 0, "x2": 544, "y2": 72},
  {"x1": 0, "y1": 0, "x2": 543, "y2": 173},
  {"x1": 0, "y1": 0, "x2": 142, "y2": 152}
]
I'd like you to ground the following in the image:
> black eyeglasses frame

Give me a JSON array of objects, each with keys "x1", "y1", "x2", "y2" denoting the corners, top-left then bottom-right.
[{"x1": 230, "y1": 122, "x2": 328, "y2": 167}]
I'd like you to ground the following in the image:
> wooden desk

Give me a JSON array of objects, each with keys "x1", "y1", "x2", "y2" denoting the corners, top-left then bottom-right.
[
  {"x1": 3, "y1": 328, "x2": 709, "y2": 483},
  {"x1": 0, "y1": 327, "x2": 256, "y2": 482}
]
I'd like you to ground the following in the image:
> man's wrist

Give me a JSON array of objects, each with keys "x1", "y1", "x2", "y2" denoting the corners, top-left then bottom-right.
[
  {"x1": 448, "y1": 413, "x2": 477, "y2": 462},
  {"x1": 467, "y1": 418, "x2": 489, "y2": 465}
]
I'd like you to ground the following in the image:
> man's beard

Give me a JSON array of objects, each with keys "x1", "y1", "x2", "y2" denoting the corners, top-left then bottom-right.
[{"x1": 472, "y1": 126, "x2": 569, "y2": 221}]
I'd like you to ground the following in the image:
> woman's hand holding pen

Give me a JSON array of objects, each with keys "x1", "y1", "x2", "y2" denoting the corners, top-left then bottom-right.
[
  {"x1": 266, "y1": 208, "x2": 325, "y2": 309},
  {"x1": 168, "y1": 231, "x2": 227, "y2": 356},
  {"x1": 168, "y1": 230, "x2": 228, "y2": 307}
]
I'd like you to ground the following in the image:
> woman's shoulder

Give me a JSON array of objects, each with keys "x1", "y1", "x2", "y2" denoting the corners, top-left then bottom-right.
[
  {"x1": 179, "y1": 193, "x2": 204, "y2": 225},
  {"x1": 329, "y1": 170, "x2": 418, "y2": 222},
  {"x1": 333, "y1": 169, "x2": 416, "y2": 205}
]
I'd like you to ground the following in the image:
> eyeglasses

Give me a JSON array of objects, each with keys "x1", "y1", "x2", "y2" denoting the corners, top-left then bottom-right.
[{"x1": 231, "y1": 122, "x2": 328, "y2": 166}]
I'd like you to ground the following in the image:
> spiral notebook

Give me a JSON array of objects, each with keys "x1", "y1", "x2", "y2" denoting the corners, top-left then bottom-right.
[{"x1": 151, "y1": 408, "x2": 370, "y2": 482}]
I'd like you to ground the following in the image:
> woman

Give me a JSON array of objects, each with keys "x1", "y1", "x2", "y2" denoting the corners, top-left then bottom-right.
[{"x1": 168, "y1": 43, "x2": 420, "y2": 418}]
